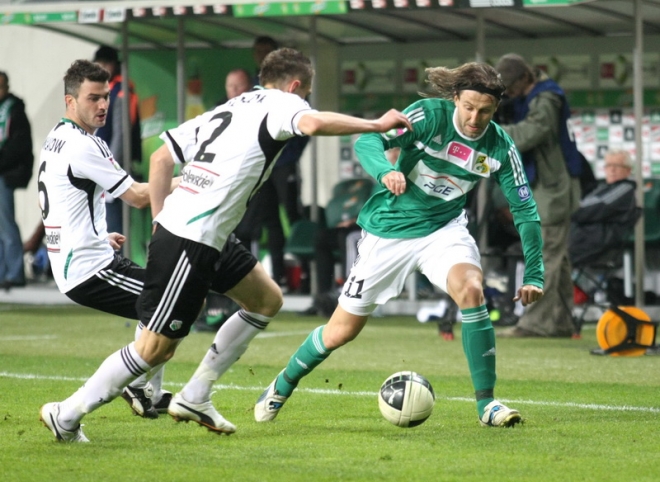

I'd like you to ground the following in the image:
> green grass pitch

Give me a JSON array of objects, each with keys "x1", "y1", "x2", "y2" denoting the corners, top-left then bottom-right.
[{"x1": 1, "y1": 304, "x2": 659, "y2": 481}]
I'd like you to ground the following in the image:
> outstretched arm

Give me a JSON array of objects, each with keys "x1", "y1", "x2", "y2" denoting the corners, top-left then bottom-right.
[{"x1": 297, "y1": 109, "x2": 411, "y2": 137}]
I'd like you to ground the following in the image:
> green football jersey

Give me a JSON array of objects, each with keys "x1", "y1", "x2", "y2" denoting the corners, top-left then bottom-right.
[{"x1": 354, "y1": 97, "x2": 543, "y2": 288}]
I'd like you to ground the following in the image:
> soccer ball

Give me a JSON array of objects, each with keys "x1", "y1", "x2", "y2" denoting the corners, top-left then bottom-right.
[{"x1": 378, "y1": 371, "x2": 435, "y2": 428}]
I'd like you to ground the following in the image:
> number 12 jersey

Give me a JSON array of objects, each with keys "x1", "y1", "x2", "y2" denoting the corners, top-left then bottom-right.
[{"x1": 157, "y1": 87, "x2": 315, "y2": 252}]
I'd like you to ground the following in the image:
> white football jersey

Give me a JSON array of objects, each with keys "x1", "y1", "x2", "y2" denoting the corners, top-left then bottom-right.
[
  {"x1": 157, "y1": 87, "x2": 315, "y2": 251},
  {"x1": 38, "y1": 119, "x2": 134, "y2": 292}
]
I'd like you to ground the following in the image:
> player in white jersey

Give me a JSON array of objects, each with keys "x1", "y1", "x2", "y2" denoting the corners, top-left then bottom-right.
[
  {"x1": 40, "y1": 48, "x2": 412, "y2": 442},
  {"x1": 37, "y1": 60, "x2": 178, "y2": 422}
]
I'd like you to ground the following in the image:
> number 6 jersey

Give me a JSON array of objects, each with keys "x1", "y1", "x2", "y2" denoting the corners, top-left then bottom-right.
[
  {"x1": 39, "y1": 119, "x2": 134, "y2": 292},
  {"x1": 156, "y1": 87, "x2": 315, "y2": 252}
]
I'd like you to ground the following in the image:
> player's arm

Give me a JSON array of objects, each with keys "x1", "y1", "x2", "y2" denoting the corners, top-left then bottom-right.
[
  {"x1": 297, "y1": 109, "x2": 411, "y2": 137},
  {"x1": 149, "y1": 144, "x2": 176, "y2": 219},
  {"x1": 107, "y1": 232, "x2": 126, "y2": 250},
  {"x1": 354, "y1": 133, "x2": 407, "y2": 196},
  {"x1": 353, "y1": 106, "x2": 417, "y2": 196},
  {"x1": 496, "y1": 145, "x2": 544, "y2": 305},
  {"x1": 119, "y1": 181, "x2": 149, "y2": 209}
]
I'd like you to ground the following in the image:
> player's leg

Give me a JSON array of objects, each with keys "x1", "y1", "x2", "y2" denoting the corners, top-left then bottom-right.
[
  {"x1": 167, "y1": 234, "x2": 268, "y2": 433},
  {"x1": 64, "y1": 254, "x2": 169, "y2": 418},
  {"x1": 255, "y1": 232, "x2": 414, "y2": 422},
  {"x1": 421, "y1": 217, "x2": 521, "y2": 427},
  {"x1": 41, "y1": 339, "x2": 154, "y2": 442},
  {"x1": 41, "y1": 227, "x2": 210, "y2": 441},
  {"x1": 178, "y1": 257, "x2": 280, "y2": 405}
]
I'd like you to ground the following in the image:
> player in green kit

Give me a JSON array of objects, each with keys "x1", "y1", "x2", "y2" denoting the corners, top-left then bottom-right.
[{"x1": 255, "y1": 62, "x2": 544, "y2": 427}]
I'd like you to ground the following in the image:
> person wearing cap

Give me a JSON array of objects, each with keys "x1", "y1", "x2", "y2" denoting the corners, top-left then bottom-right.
[
  {"x1": 495, "y1": 53, "x2": 581, "y2": 338},
  {"x1": 93, "y1": 45, "x2": 142, "y2": 237},
  {"x1": 255, "y1": 62, "x2": 545, "y2": 428}
]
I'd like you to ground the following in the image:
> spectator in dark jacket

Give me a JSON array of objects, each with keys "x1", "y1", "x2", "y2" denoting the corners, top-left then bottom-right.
[{"x1": 0, "y1": 71, "x2": 33, "y2": 289}]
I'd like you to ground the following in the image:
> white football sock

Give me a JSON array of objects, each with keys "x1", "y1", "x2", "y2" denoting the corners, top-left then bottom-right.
[
  {"x1": 181, "y1": 310, "x2": 270, "y2": 403},
  {"x1": 58, "y1": 342, "x2": 151, "y2": 430}
]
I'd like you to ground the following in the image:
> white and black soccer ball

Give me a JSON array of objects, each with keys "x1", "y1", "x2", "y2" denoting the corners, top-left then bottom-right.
[{"x1": 378, "y1": 371, "x2": 435, "y2": 428}]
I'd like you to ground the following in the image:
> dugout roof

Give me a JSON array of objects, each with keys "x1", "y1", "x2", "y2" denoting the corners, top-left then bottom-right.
[{"x1": 0, "y1": 0, "x2": 656, "y2": 50}]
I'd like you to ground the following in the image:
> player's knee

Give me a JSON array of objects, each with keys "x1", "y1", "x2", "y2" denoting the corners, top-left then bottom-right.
[
  {"x1": 243, "y1": 283, "x2": 283, "y2": 317},
  {"x1": 453, "y1": 279, "x2": 484, "y2": 308},
  {"x1": 264, "y1": 286, "x2": 284, "y2": 316}
]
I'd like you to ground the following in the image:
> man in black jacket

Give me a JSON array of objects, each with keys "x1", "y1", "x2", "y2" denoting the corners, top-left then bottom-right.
[
  {"x1": 0, "y1": 71, "x2": 33, "y2": 290},
  {"x1": 569, "y1": 149, "x2": 638, "y2": 266}
]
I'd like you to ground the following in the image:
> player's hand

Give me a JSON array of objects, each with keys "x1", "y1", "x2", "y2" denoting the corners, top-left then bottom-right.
[
  {"x1": 107, "y1": 232, "x2": 126, "y2": 250},
  {"x1": 513, "y1": 285, "x2": 544, "y2": 306},
  {"x1": 375, "y1": 109, "x2": 412, "y2": 133},
  {"x1": 382, "y1": 171, "x2": 407, "y2": 196}
]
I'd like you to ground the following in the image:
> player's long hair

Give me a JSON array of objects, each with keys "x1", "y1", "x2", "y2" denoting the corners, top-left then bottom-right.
[
  {"x1": 259, "y1": 48, "x2": 314, "y2": 91},
  {"x1": 423, "y1": 62, "x2": 504, "y2": 101},
  {"x1": 64, "y1": 60, "x2": 110, "y2": 98}
]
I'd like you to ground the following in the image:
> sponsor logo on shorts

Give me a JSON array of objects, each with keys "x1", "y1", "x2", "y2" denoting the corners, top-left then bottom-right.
[
  {"x1": 517, "y1": 185, "x2": 531, "y2": 202},
  {"x1": 169, "y1": 319, "x2": 183, "y2": 331}
]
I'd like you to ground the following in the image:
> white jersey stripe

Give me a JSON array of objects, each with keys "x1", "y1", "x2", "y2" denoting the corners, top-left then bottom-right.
[
  {"x1": 147, "y1": 252, "x2": 191, "y2": 333},
  {"x1": 508, "y1": 146, "x2": 525, "y2": 186},
  {"x1": 409, "y1": 113, "x2": 425, "y2": 124},
  {"x1": 95, "y1": 269, "x2": 143, "y2": 295}
]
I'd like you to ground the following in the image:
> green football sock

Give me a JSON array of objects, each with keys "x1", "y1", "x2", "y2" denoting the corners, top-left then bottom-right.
[
  {"x1": 275, "y1": 325, "x2": 332, "y2": 397},
  {"x1": 461, "y1": 305, "x2": 496, "y2": 416}
]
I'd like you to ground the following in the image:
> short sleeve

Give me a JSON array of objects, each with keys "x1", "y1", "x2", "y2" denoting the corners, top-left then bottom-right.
[
  {"x1": 160, "y1": 113, "x2": 208, "y2": 164},
  {"x1": 267, "y1": 93, "x2": 316, "y2": 140},
  {"x1": 70, "y1": 136, "x2": 133, "y2": 197}
]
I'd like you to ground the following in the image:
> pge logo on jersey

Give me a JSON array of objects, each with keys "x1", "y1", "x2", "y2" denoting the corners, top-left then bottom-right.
[{"x1": 517, "y1": 185, "x2": 531, "y2": 202}]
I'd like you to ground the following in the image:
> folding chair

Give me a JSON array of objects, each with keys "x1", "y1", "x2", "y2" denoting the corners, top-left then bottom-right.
[{"x1": 571, "y1": 207, "x2": 642, "y2": 334}]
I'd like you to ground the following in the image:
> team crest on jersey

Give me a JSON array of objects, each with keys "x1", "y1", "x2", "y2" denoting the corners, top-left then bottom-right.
[
  {"x1": 169, "y1": 319, "x2": 183, "y2": 331},
  {"x1": 517, "y1": 185, "x2": 531, "y2": 202},
  {"x1": 474, "y1": 155, "x2": 490, "y2": 174}
]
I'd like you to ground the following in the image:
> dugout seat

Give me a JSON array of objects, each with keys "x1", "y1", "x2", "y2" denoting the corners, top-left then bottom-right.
[{"x1": 285, "y1": 219, "x2": 320, "y2": 262}]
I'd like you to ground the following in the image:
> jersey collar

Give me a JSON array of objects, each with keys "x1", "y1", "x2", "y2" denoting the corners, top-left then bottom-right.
[{"x1": 61, "y1": 117, "x2": 85, "y2": 131}]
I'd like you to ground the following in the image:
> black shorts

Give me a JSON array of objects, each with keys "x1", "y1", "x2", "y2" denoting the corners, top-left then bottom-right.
[
  {"x1": 137, "y1": 226, "x2": 257, "y2": 339},
  {"x1": 65, "y1": 254, "x2": 144, "y2": 319}
]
